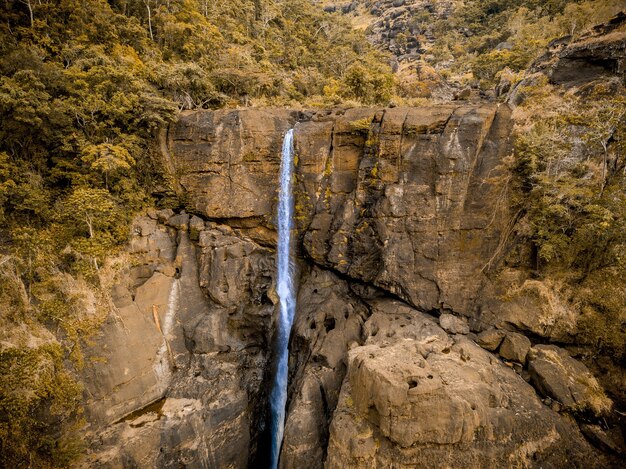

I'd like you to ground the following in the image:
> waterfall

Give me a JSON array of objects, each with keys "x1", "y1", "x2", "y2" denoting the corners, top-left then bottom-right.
[{"x1": 269, "y1": 128, "x2": 296, "y2": 469}]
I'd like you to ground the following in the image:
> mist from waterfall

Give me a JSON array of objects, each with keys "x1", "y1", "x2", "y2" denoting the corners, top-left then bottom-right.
[{"x1": 269, "y1": 128, "x2": 296, "y2": 469}]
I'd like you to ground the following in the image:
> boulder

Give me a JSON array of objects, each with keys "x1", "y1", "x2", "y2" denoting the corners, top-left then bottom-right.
[
  {"x1": 498, "y1": 332, "x2": 531, "y2": 364},
  {"x1": 439, "y1": 313, "x2": 470, "y2": 334},
  {"x1": 166, "y1": 213, "x2": 190, "y2": 231},
  {"x1": 476, "y1": 329, "x2": 506, "y2": 351},
  {"x1": 325, "y1": 299, "x2": 606, "y2": 467},
  {"x1": 527, "y1": 345, "x2": 612, "y2": 416}
]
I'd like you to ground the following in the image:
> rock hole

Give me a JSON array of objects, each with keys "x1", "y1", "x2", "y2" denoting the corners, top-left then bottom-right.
[
  {"x1": 310, "y1": 320, "x2": 316, "y2": 330},
  {"x1": 313, "y1": 288, "x2": 318, "y2": 294},
  {"x1": 344, "y1": 311, "x2": 349, "y2": 319},
  {"x1": 442, "y1": 347, "x2": 451, "y2": 354},
  {"x1": 260, "y1": 292, "x2": 271, "y2": 305},
  {"x1": 324, "y1": 317, "x2": 336, "y2": 332},
  {"x1": 471, "y1": 403, "x2": 477, "y2": 410},
  {"x1": 427, "y1": 375, "x2": 433, "y2": 379},
  {"x1": 408, "y1": 379, "x2": 418, "y2": 389}
]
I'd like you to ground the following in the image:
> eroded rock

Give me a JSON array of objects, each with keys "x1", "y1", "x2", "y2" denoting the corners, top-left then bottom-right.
[
  {"x1": 325, "y1": 299, "x2": 609, "y2": 468},
  {"x1": 527, "y1": 345, "x2": 612, "y2": 416}
]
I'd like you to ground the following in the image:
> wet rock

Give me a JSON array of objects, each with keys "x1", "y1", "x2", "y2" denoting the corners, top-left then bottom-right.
[
  {"x1": 527, "y1": 345, "x2": 612, "y2": 416},
  {"x1": 280, "y1": 268, "x2": 369, "y2": 468},
  {"x1": 498, "y1": 332, "x2": 531, "y2": 364}
]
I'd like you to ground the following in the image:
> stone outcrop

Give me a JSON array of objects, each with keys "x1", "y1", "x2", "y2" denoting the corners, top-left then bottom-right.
[
  {"x1": 325, "y1": 299, "x2": 607, "y2": 468},
  {"x1": 79, "y1": 214, "x2": 276, "y2": 467},
  {"x1": 498, "y1": 332, "x2": 531, "y2": 364},
  {"x1": 527, "y1": 345, "x2": 612, "y2": 416},
  {"x1": 166, "y1": 105, "x2": 513, "y2": 322},
  {"x1": 533, "y1": 12, "x2": 626, "y2": 88}
]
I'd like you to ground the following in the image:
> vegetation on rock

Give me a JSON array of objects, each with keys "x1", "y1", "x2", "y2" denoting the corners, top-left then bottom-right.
[
  {"x1": 0, "y1": 0, "x2": 624, "y2": 465},
  {"x1": 511, "y1": 75, "x2": 625, "y2": 362}
]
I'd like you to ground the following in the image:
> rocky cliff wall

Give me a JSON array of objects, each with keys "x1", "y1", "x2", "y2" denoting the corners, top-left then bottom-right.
[
  {"x1": 167, "y1": 105, "x2": 513, "y2": 321},
  {"x1": 75, "y1": 103, "x2": 623, "y2": 468},
  {"x1": 75, "y1": 17, "x2": 626, "y2": 468}
]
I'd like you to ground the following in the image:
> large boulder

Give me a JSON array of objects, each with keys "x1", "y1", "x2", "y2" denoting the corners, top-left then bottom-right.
[
  {"x1": 325, "y1": 299, "x2": 609, "y2": 468},
  {"x1": 527, "y1": 345, "x2": 612, "y2": 416}
]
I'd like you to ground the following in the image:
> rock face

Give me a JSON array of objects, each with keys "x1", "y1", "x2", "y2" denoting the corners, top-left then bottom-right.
[
  {"x1": 167, "y1": 105, "x2": 512, "y2": 320},
  {"x1": 154, "y1": 103, "x2": 622, "y2": 467},
  {"x1": 532, "y1": 12, "x2": 626, "y2": 88},
  {"x1": 81, "y1": 78, "x2": 625, "y2": 464},
  {"x1": 325, "y1": 299, "x2": 604, "y2": 468},
  {"x1": 79, "y1": 215, "x2": 276, "y2": 467}
]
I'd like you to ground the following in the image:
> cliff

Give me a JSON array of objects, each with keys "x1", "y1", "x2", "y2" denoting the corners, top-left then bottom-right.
[
  {"x1": 77, "y1": 101, "x2": 622, "y2": 466},
  {"x1": 71, "y1": 15, "x2": 626, "y2": 467}
]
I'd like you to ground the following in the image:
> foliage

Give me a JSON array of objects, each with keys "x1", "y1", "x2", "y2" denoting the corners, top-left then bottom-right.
[
  {"x1": 0, "y1": 343, "x2": 84, "y2": 468},
  {"x1": 511, "y1": 81, "x2": 626, "y2": 360},
  {"x1": 425, "y1": 0, "x2": 623, "y2": 88}
]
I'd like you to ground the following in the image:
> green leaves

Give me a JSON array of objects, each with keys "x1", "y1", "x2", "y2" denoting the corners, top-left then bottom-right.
[
  {"x1": 0, "y1": 343, "x2": 83, "y2": 467},
  {"x1": 81, "y1": 143, "x2": 135, "y2": 188},
  {"x1": 511, "y1": 74, "x2": 626, "y2": 361}
]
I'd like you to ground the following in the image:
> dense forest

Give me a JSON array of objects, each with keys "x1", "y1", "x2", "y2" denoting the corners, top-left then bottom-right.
[{"x1": 0, "y1": 0, "x2": 624, "y2": 466}]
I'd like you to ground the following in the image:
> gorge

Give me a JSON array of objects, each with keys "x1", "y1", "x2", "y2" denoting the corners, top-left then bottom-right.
[
  {"x1": 0, "y1": 2, "x2": 624, "y2": 468},
  {"x1": 78, "y1": 101, "x2": 622, "y2": 467}
]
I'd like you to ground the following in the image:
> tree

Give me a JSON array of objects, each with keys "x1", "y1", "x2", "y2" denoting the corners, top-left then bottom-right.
[
  {"x1": 81, "y1": 143, "x2": 135, "y2": 189},
  {"x1": 60, "y1": 187, "x2": 117, "y2": 270}
]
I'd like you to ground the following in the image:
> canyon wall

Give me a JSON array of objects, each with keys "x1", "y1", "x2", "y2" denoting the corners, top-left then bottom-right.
[{"x1": 76, "y1": 99, "x2": 623, "y2": 467}]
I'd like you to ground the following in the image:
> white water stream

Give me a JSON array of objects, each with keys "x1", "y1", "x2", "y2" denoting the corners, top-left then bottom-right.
[{"x1": 268, "y1": 129, "x2": 296, "y2": 469}]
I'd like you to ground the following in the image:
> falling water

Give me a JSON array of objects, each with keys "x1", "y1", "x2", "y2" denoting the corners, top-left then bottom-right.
[{"x1": 269, "y1": 128, "x2": 296, "y2": 469}]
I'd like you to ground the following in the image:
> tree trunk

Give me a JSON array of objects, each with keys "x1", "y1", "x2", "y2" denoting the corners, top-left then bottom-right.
[{"x1": 145, "y1": 1, "x2": 154, "y2": 41}]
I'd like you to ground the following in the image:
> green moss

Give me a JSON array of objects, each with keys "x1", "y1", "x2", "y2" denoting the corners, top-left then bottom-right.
[{"x1": 349, "y1": 117, "x2": 372, "y2": 134}]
